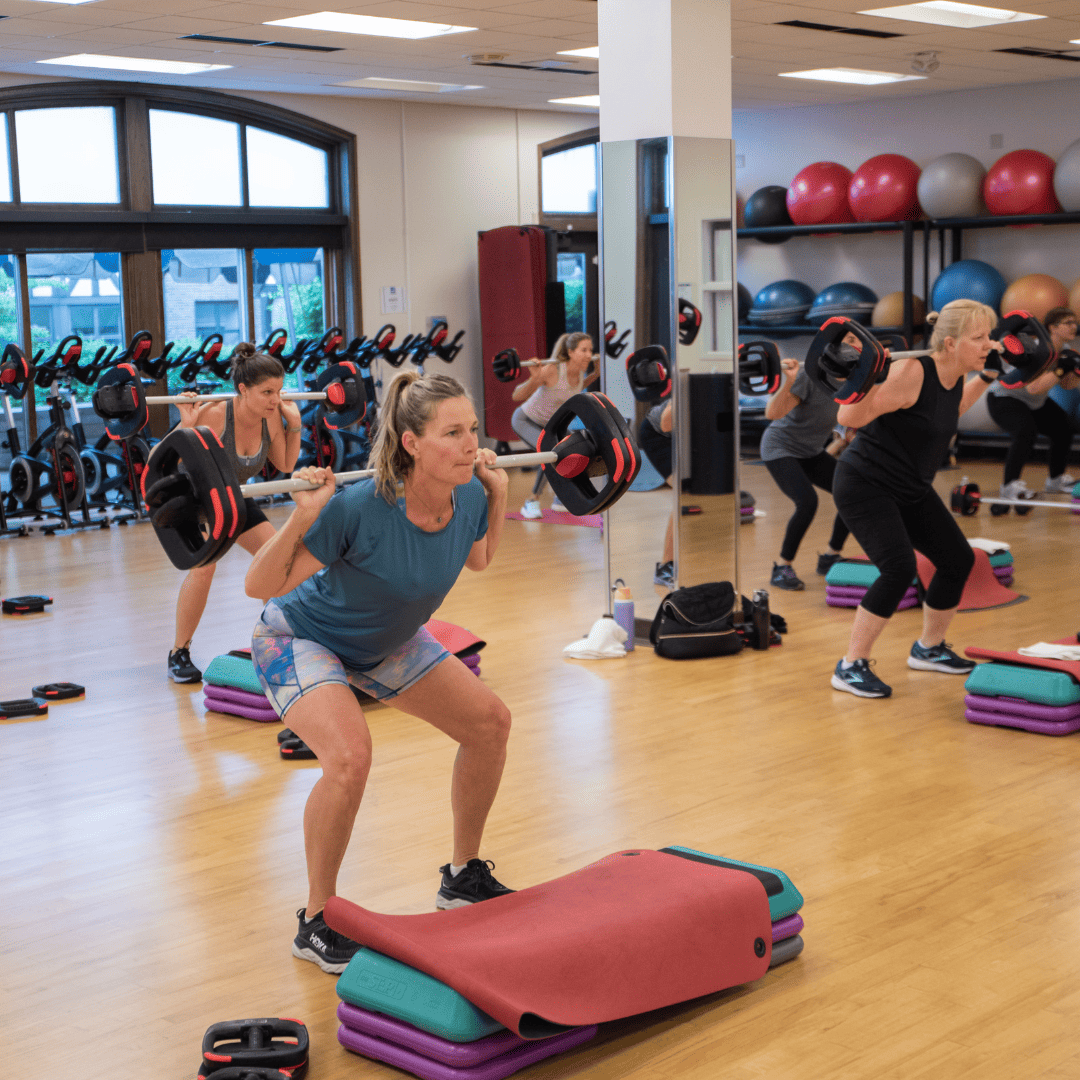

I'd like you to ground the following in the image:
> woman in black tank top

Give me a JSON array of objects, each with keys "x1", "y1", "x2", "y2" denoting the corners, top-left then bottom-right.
[
  {"x1": 167, "y1": 344, "x2": 303, "y2": 684},
  {"x1": 828, "y1": 300, "x2": 1000, "y2": 699}
]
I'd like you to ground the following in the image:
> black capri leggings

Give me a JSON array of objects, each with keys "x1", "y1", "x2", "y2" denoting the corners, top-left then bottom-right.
[
  {"x1": 763, "y1": 451, "x2": 850, "y2": 562},
  {"x1": 832, "y1": 462, "x2": 974, "y2": 619},
  {"x1": 985, "y1": 393, "x2": 1073, "y2": 484},
  {"x1": 637, "y1": 417, "x2": 672, "y2": 479}
]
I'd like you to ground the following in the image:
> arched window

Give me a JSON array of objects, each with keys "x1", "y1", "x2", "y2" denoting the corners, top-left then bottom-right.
[{"x1": 0, "y1": 80, "x2": 358, "y2": 415}]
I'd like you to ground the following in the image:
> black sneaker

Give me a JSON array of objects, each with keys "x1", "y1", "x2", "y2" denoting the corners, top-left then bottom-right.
[
  {"x1": 907, "y1": 640, "x2": 976, "y2": 674},
  {"x1": 816, "y1": 552, "x2": 842, "y2": 576},
  {"x1": 654, "y1": 561, "x2": 675, "y2": 588},
  {"x1": 436, "y1": 859, "x2": 515, "y2": 910},
  {"x1": 770, "y1": 563, "x2": 805, "y2": 591},
  {"x1": 831, "y1": 658, "x2": 892, "y2": 698},
  {"x1": 292, "y1": 907, "x2": 361, "y2": 973},
  {"x1": 168, "y1": 647, "x2": 202, "y2": 683}
]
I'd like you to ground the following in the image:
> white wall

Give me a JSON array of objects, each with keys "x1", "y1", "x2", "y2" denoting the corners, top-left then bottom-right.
[
  {"x1": 235, "y1": 90, "x2": 588, "y2": 424},
  {"x1": 732, "y1": 78, "x2": 1080, "y2": 308}
]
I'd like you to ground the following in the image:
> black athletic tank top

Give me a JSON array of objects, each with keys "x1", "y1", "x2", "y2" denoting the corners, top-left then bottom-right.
[
  {"x1": 223, "y1": 399, "x2": 271, "y2": 483},
  {"x1": 840, "y1": 354, "x2": 963, "y2": 504}
]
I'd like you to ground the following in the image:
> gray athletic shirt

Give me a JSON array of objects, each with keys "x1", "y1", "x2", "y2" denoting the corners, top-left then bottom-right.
[
  {"x1": 759, "y1": 368, "x2": 841, "y2": 461},
  {"x1": 988, "y1": 378, "x2": 1049, "y2": 411}
]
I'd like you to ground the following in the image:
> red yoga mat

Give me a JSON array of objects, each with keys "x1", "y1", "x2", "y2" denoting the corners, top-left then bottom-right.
[
  {"x1": 324, "y1": 849, "x2": 772, "y2": 1038},
  {"x1": 425, "y1": 619, "x2": 486, "y2": 658},
  {"x1": 915, "y1": 548, "x2": 1022, "y2": 612},
  {"x1": 964, "y1": 637, "x2": 1080, "y2": 682}
]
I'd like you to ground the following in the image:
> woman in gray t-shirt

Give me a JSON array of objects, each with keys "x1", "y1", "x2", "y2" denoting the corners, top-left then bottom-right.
[{"x1": 759, "y1": 340, "x2": 853, "y2": 591}]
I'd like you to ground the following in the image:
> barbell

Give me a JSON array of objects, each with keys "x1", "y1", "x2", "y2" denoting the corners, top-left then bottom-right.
[
  {"x1": 806, "y1": 311, "x2": 1056, "y2": 405},
  {"x1": 951, "y1": 480, "x2": 1075, "y2": 517},
  {"x1": 141, "y1": 391, "x2": 640, "y2": 569},
  {"x1": 93, "y1": 361, "x2": 366, "y2": 440}
]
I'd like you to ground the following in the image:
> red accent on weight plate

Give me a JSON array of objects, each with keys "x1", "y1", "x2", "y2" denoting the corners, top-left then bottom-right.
[
  {"x1": 225, "y1": 485, "x2": 240, "y2": 538},
  {"x1": 210, "y1": 488, "x2": 224, "y2": 539},
  {"x1": 556, "y1": 453, "x2": 589, "y2": 479},
  {"x1": 609, "y1": 438, "x2": 625, "y2": 484}
]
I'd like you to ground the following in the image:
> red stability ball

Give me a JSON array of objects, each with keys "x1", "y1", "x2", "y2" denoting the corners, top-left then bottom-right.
[
  {"x1": 786, "y1": 162, "x2": 855, "y2": 226},
  {"x1": 983, "y1": 150, "x2": 1061, "y2": 217},
  {"x1": 848, "y1": 154, "x2": 922, "y2": 222}
]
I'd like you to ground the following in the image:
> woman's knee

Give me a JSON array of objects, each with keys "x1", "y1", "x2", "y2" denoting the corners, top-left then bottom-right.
[
  {"x1": 878, "y1": 550, "x2": 918, "y2": 591},
  {"x1": 469, "y1": 699, "x2": 512, "y2": 750}
]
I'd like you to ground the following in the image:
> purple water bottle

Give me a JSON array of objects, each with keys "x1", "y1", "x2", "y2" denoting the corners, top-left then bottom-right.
[{"x1": 613, "y1": 578, "x2": 635, "y2": 651}]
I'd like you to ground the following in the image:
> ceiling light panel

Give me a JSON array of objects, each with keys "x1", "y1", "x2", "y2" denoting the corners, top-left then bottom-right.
[
  {"x1": 558, "y1": 46, "x2": 600, "y2": 58},
  {"x1": 778, "y1": 67, "x2": 927, "y2": 84},
  {"x1": 549, "y1": 95, "x2": 600, "y2": 107},
  {"x1": 858, "y1": 2, "x2": 1044, "y2": 29},
  {"x1": 336, "y1": 77, "x2": 483, "y2": 92},
  {"x1": 38, "y1": 53, "x2": 231, "y2": 75},
  {"x1": 265, "y1": 13, "x2": 476, "y2": 39}
]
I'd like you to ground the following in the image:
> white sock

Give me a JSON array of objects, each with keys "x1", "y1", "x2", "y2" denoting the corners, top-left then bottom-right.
[
  {"x1": 840, "y1": 658, "x2": 854, "y2": 670},
  {"x1": 449, "y1": 862, "x2": 468, "y2": 877}
]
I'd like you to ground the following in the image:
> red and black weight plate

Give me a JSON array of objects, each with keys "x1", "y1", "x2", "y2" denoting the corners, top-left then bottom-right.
[
  {"x1": 2, "y1": 594, "x2": 53, "y2": 615},
  {"x1": 31, "y1": 682, "x2": 85, "y2": 701},
  {"x1": 0, "y1": 698, "x2": 48, "y2": 719}
]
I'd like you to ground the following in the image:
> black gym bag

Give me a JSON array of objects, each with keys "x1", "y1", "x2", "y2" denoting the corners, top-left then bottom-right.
[{"x1": 649, "y1": 581, "x2": 743, "y2": 660}]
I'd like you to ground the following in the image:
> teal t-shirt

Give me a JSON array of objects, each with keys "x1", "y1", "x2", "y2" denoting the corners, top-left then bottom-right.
[{"x1": 278, "y1": 477, "x2": 489, "y2": 671}]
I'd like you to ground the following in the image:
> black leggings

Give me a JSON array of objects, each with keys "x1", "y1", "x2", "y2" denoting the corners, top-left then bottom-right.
[
  {"x1": 833, "y1": 463, "x2": 974, "y2": 618},
  {"x1": 764, "y1": 452, "x2": 849, "y2": 562},
  {"x1": 986, "y1": 394, "x2": 1073, "y2": 483}
]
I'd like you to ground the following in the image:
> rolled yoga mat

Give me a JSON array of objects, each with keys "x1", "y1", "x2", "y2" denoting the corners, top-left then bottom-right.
[
  {"x1": 325, "y1": 848, "x2": 773, "y2": 1038},
  {"x1": 337, "y1": 1020, "x2": 597, "y2": 1080}
]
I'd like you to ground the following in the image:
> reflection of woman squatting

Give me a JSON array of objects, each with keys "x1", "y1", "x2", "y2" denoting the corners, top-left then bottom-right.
[{"x1": 510, "y1": 331, "x2": 598, "y2": 517}]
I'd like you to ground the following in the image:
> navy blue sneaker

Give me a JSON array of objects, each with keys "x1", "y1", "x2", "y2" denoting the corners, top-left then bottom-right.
[
  {"x1": 436, "y1": 859, "x2": 515, "y2": 910},
  {"x1": 907, "y1": 640, "x2": 975, "y2": 674},
  {"x1": 770, "y1": 563, "x2": 805, "y2": 591},
  {"x1": 831, "y1": 658, "x2": 892, "y2": 698}
]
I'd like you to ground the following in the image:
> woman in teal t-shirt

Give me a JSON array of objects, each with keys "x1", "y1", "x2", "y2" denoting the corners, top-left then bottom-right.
[{"x1": 247, "y1": 371, "x2": 513, "y2": 975}]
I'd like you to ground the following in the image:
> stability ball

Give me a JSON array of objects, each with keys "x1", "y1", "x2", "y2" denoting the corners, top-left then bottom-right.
[
  {"x1": 1053, "y1": 138, "x2": 1080, "y2": 212},
  {"x1": 786, "y1": 162, "x2": 855, "y2": 226},
  {"x1": 848, "y1": 155, "x2": 921, "y2": 222},
  {"x1": 984, "y1": 150, "x2": 1061, "y2": 216},
  {"x1": 809, "y1": 282, "x2": 878, "y2": 324},
  {"x1": 747, "y1": 280, "x2": 816, "y2": 326},
  {"x1": 917, "y1": 153, "x2": 986, "y2": 218},
  {"x1": 1069, "y1": 279, "x2": 1080, "y2": 316},
  {"x1": 1000, "y1": 274, "x2": 1068, "y2": 320},
  {"x1": 737, "y1": 282, "x2": 752, "y2": 324},
  {"x1": 744, "y1": 185, "x2": 793, "y2": 243},
  {"x1": 930, "y1": 260, "x2": 1006, "y2": 311},
  {"x1": 872, "y1": 291, "x2": 926, "y2": 327}
]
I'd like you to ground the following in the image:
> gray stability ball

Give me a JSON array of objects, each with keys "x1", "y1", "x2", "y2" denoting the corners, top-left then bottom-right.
[
  {"x1": 1054, "y1": 138, "x2": 1080, "y2": 213},
  {"x1": 916, "y1": 153, "x2": 986, "y2": 219}
]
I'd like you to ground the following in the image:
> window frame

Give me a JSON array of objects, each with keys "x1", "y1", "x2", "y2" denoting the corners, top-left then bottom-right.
[{"x1": 538, "y1": 127, "x2": 599, "y2": 233}]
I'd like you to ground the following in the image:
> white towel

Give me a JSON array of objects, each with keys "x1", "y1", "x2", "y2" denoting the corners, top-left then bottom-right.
[
  {"x1": 563, "y1": 616, "x2": 627, "y2": 660},
  {"x1": 968, "y1": 537, "x2": 1011, "y2": 554},
  {"x1": 1017, "y1": 642, "x2": 1080, "y2": 661}
]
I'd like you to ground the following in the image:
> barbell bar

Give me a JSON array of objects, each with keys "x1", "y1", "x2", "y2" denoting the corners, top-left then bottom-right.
[
  {"x1": 951, "y1": 480, "x2": 1076, "y2": 516},
  {"x1": 248, "y1": 451, "x2": 558, "y2": 497},
  {"x1": 142, "y1": 391, "x2": 332, "y2": 405}
]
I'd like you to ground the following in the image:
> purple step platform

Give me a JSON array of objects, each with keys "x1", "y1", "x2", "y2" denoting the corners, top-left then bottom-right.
[
  {"x1": 827, "y1": 590, "x2": 918, "y2": 611},
  {"x1": 826, "y1": 584, "x2": 917, "y2": 601},
  {"x1": 337, "y1": 1021, "x2": 597, "y2": 1080},
  {"x1": 204, "y1": 685, "x2": 278, "y2": 723},
  {"x1": 337, "y1": 1002, "x2": 530, "y2": 1068},
  {"x1": 964, "y1": 693, "x2": 1080, "y2": 735},
  {"x1": 993, "y1": 567, "x2": 1014, "y2": 585},
  {"x1": 772, "y1": 912, "x2": 804, "y2": 942}
]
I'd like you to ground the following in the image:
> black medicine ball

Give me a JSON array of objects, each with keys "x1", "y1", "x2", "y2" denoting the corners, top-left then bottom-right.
[{"x1": 744, "y1": 186, "x2": 793, "y2": 244}]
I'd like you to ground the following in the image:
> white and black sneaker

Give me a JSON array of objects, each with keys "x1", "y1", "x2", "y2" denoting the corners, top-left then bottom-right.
[
  {"x1": 907, "y1": 640, "x2": 975, "y2": 674},
  {"x1": 831, "y1": 658, "x2": 892, "y2": 698},
  {"x1": 436, "y1": 859, "x2": 515, "y2": 910},
  {"x1": 292, "y1": 908, "x2": 361, "y2": 973},
  {"x1": 168, "y1": 647, "x2": 202, "y2": 683}
]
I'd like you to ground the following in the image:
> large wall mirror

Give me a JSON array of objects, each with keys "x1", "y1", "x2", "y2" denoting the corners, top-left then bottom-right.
[{"x1": 600, "y1": 136, "x2": 739, "y2": 635}]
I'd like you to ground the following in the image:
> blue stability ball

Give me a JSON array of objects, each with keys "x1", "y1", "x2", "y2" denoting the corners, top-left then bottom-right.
[
  {"x1": 748, "y1": 279, "x2": 816, "y2": 325},
  {"x1": 809, "y1": 282, "x2": 879, "y2": 325},
  {"x1": 737, "y1": 282, "x2": 752, "y2": 323},
  {"x1": 930, "y1": 259, "x2": 1007, "y2": 311}
]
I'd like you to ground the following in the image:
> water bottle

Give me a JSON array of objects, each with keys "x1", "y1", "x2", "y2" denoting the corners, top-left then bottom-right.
[
  {"x1": 752, "y1": 588, "x2": 770, "y2": 651},
  {"x1": 613, "y1": 578, "x2": 635, "y2": 652}
]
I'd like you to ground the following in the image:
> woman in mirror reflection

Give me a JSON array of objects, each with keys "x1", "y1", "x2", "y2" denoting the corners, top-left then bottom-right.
[
  {"x1": 759, "y1": 336, "x2": 856, "y2": 592},
  {"x1": 510, "y1": 331, "x2": 598, "y2": 518}
]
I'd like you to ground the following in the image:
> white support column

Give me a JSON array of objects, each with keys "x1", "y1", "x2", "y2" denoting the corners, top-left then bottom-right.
[{"x1": 599, "y1": 0, "x2": 731, "y2": 142}]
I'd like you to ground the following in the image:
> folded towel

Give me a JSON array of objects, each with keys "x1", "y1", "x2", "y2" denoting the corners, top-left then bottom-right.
[
  {"x1": 563, "y1": 616, "x2": 627, "y2": 660},
  {"x1": 968, "y1": 537, "x2": 1011, "y2": 554},
  {"x1": 1018, "y1": 642, "x2": 1080, "y2": 661}
]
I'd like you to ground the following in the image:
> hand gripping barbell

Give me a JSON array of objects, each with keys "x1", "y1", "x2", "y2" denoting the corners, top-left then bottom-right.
[
  {"x1": 92, "y1": 361, "x2": 367, "y2": 441},
  {"x1": 141, "y1": 391, "x2": 640, "y2": 570},
  {"x1": 950, "y1": 480, "x2": 1075, "y2": 516},
  {"x1": 805, "y1": 311, "x2": 1055, "y2": 405}
]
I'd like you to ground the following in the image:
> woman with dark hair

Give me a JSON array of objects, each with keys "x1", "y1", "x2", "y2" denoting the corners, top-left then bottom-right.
[
  {"x1": 510, "y1": 331, "x2": 597, "y2": 516},
  {"x1": 246, "y1": 370, "x2": 512, "y2": 974},
  {"x1": 986, "y1": 305, "x2": 1080, "y2": 502},
  {"x1": 167, "y1": 343, "x2": 303, "y2": 683}
]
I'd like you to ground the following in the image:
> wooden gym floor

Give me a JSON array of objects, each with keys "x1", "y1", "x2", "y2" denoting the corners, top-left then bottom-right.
[{"x1": 4, "y1": 455, "x2": 1080, "y2": 1079}]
